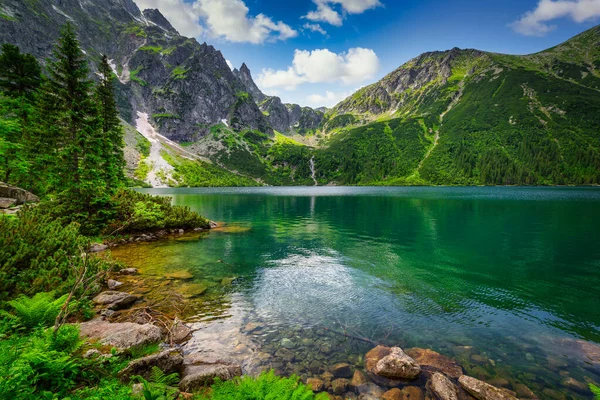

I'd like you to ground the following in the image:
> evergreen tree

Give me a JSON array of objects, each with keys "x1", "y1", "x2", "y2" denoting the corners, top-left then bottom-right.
[{"x1": 95, "y1": 54, "x2": 125, "y2": 190}]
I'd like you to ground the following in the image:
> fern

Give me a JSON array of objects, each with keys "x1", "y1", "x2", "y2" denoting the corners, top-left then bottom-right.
[
  {"x1": 591, "y1": 384, "x2": 600, "y2": 400},
  {"x1": 149, "y1": 366, "x2": 179, "y2": 386},
  {"x1": 131, "y1": 367, "x2": 180, "y2": 400},
  {"x1": 7, "y1": 292, "x2": 68, "y2": 330}
]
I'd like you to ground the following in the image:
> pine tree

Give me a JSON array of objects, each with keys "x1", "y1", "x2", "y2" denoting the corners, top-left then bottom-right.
[{"x1": 96, "y1": 55, "x2": 125, "y2": 190}]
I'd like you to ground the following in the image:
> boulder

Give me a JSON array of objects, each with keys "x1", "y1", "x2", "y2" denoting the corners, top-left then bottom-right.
[
  {"x1": 458, "y1": 375, "x2": 517, "y2": 400},
  {"x1": 406, "y1": 348, "x2": 463, "y2": 379},
  {"x1": 107, "y1": 279, "x2": 123, "y2": 290},
  {"x1": 178, "y1": 364, "x2": 241, "y2": 392},
  {"x1": 79, "y1": 319, "x2": 163, "y2": 350},
  {"x1": 93, "y1": 291, "x2": 139, "y2": 310},
  {"x1": 331, "y1": 378, "x2": 349, "y2": 395},
  {"x1": 366, "y1": 346, "x2": 421, "y2": 381},
  {"x1": 118, "y1": 349, "x2": 183, "y2": 381},
  {"x1": 171, "y1": 319, "x2": 192, "y2": 344},
  {"x1": 351, "y1": 370, "x2": 368, "y2": 388},
  {"x1": 429, "y1": 372, "x2": 458, "y2": 400},
  {"x1": 307, "y1": 378, "x2": 325, "y2": 392},
  {"x1": 331, "y1": 363, "x2": 353, "y2": 378},
  {"x1": 0, "y1": 182, "x2": 39, "y2": 205},
  {"x1": 0, "y1": 197, "x2": 17, "y2": 209}
]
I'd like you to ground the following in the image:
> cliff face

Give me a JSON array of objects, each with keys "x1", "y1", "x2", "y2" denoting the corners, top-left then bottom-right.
[
  {"x1": 0, "y1": 0, "x2": 272, "y2": 141},
  {"x1": 233, "y1": 63, "x2": 324, "y2": 134}
]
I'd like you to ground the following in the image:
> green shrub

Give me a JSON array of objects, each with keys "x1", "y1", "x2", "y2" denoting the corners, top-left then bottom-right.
[
  {"x1": 7, "y1": 292, "x2": 68, "y2": 330},
  {"x1": 591, "y1": 384, "x2": 600, "y2": 400},
  {"x1": 198, "y1": 370, "x2": 329, "y2": 400},
  {"x1": 131, "y1": 366, "x2": 180, "y2": 400}
]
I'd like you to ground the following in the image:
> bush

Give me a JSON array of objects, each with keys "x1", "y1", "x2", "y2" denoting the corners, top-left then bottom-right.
[
  {"x1": 197, "y1": 370, "x2": 329, "y2": 400},
  {"x1": 591, "y1": 384, "x2": 600, "y2": 400},
  {"x1": 0, "y1": 207, "x2": 114, "y2": 302},
  {"x1": 107, "y1": 189, "x2": 209, "y2": 234},
  {"x1": 7, "y1": 292, "x2": 68, "y2": 330}
]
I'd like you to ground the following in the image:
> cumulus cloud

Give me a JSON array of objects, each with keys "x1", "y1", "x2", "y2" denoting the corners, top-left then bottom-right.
[
  {"x1": 133, "y1": 0, "x2": 297, "y2": 43},
  {"x1": 304, "y1": 0, "x2": 381, "y2": 26},
  {"x1": 511, "y1": 0, "x2": 600, "y2": 36},
  {"x1": 256, "y1": 47, "x2": 380, "y2": 91},
  {"x1": 306, "y1": 90, "x2": 353, "y2": 107},
  {"x1": 303, "y1": 23, "x2": 328, "y2": 35}
]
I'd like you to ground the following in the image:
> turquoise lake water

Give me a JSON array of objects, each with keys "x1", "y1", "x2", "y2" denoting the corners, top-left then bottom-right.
[{"x1": 121, "y1": 187, "x2": 600, "y2": 398}]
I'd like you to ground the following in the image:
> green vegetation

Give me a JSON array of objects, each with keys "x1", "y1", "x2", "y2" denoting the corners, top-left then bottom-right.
[
  {"x1": 136, "y1": 134, "x2": 151, "y2": 157},
  {"x1": 134, "y1": 158, "x2": 151, "y2": 181},
  {"x1": 171, "y1": 65, "x2": 188, "y2": 80},
  {"x1": 130, "y1": 66, "x2": 147, "y2": 86},
  {"x1": 123, "y1": 23, "x2": 147, "y2": 38},
  {"x1": 591, "y1": 384, "x2": 600, "y2": 400}
]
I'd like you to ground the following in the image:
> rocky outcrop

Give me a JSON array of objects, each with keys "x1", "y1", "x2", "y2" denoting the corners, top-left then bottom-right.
[
  {"x1": 93, "y1": 291, "x2": 139, "y2": 310},
  {"x1": 142, "y1": 9, "x2": 178, "y2": 35},
  {"x1": 406, "y1": 348, "x2": 463, "y2": 379},
  {"x1": 429, "y1": 372, "x2": 458, "y2": 400},
  {"x1": 365, "y1": 346, "x2": 421, "y2": 382},
  {"x1": 232, "y1": 63, "x2": 267, "y2": 103},
  {"x1": 118, "y1": 348, "x2": 183, "y2": 381},
  {"x1": 0, "y1": 182, "x2": 39, "y2": 205},
  {"x1": 79, "y1": 319, "x2": 163, "y2": 350},
  {"x1": 0, "y1": 198, "x2": 16, "y2": 209},
  {"x1": 178, "y1": 363, "x2": 242, "y2": 392},
  {"x1": 458, "y1": 375, "x2": 517, "y2": 400}
]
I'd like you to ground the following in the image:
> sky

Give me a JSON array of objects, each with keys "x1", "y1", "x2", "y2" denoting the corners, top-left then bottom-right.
[{"x1": 132, "y1": 0, "x2": 600, "y2": 108}]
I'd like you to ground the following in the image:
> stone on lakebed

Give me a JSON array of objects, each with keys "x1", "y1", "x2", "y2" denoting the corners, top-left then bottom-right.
[
  {"x1": 458, "y1": 375, "x2": 517, "y2": 400},
  {"x1": 405, "y1": 347, "x2": 463, "y2": 379},
  {"x1": 366, "y1": 345, "x2": 421, "y2": 382}
]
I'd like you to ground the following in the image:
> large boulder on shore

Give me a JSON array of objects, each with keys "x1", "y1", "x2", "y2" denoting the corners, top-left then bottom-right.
[
  {"x1": 79, "y1": 319, "x2": 163, "y2": 350},
  {"x1": 178, "y1": 363, "x2": 241, "y2": 392},
  {"x1": 118, "y1": 349, "x2": 183, "y2": 381},
  {"x1": 429, "y1": 372, "x2": 458, "y2": 400},
  {"x1": 458, "y1": 375, "x2": 517, "y2": 400},
  {"x1": 406, "y1": 348, "x2": 463, "y2": 379},
  {"x1": 0, "y1": 182, "x2": 39, "y2": 205},
  {"x1": 93, "y1": 291, "x2": 139, "y2": 310},
  {"x1": 366, "y1": 345, "x2": 421, "y2": 382}
]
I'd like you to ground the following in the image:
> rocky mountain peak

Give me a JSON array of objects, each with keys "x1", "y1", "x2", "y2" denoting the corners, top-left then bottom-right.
[
  {"x1": 233, "y1": 62, "x2": 267, "y2": 103},
  {"x1": 142, "y1": 9, "x2": 178, "y2": 35}
]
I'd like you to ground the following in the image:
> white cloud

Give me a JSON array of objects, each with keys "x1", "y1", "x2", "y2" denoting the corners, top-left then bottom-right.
[
  {"x1": 303, "y1": 23, "x2": 328, "y2": 35},
  {"x1": 304, "y1": 0, "x2": 381, "y2": 26},
  {"x1": 134, "y1": 0, "x2": 203, "y2": 37},
  {"x1": 511, "y1": 0, "x2": 600, "y2": 36},
  {"x1": 256, "y1": 47, "x2": 380, "y2": 90},
  {"x1": 306, "y1": 90, "x2": 353, "y2": 107},
  {"x1": 133, "y1": 0, "x2": 297, "y2": 43}
]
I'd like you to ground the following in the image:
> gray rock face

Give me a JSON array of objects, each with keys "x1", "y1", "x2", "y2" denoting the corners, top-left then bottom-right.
[
  {"x1": 93, "y1": 291, "x2": 139, "y2": 310},
  {"x1": 0, "y1": 197, "x2": 17, "y2": 209},
  {"x1": 429, "y1": 372, "x2": 458, "y2": 400},
  {"x1": 79, "y1": 319, "x2": 163, "y2": 350},
  {"x1": 0, "y1": 0, "x2": 271, "y2": 140},
  {"x1": 0, "y1": 182, "x2": 39, "y2": 205},
  {"x1": 179, "y1": 363, "x2": 242, "y2": 392},
  {"x1": 118, "y1": 348, "x2": 183, "y2": 381},
  {"x1": 458, "y1": 375, "x2": 517, "y2": 400},
  {"x1": 232, "y1": 63, "x2": 267, "y2": 103}
]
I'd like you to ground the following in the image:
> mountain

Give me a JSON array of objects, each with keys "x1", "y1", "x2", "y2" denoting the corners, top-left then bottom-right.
[{"x1": 233, "y1": 63, "x2": 324, "y2": 135}]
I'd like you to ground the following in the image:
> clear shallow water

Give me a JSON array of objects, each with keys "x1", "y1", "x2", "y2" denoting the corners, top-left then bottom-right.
[{"x1": 113, "y1": 187, "x2": 600, "y2": 398}]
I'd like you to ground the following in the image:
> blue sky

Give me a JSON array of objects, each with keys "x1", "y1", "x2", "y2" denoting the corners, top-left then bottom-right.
[{"x1": 134, "y1": 0, "x2": 600, "y2": 107}]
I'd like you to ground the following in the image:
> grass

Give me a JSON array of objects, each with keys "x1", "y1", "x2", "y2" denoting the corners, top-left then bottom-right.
[
  {"x1": 129, "y1": 66, "x2": 147, "y2": 87},
  {"x1": 171, "y1": 66, "x2": 188, "y2": 80}
]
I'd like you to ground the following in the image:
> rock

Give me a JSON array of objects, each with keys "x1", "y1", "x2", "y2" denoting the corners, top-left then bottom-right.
[
  {"x1": 79, "y1": 319, "x2": 163, "y2": 350},
  {"x1": 458, "y1": 375, "x2": 517, "y2": 400},
  {"x1": 471, "y1": 354, "x2": 489, "y2": 364},
  {"x1": 119, "y1": 268, "x2": 138, "y2": 275},
  {"x1": 221, "y1": 277, "x2": 236, "y2": 285},
  {"x1": 100, "y1": 309, "x2": 116, "y2": 318},
  {"x1": 179, "y1": 364, "x2": 241, "y2": 392},
  {"x1": 356, "y1": 382, "x2": 385, "y2": 397},
  {"x1": 307, "y1": 378, "x2": 325, "y2": 392},
  {"x1": 309, "y1": 360, "x2": 324, "y2": 374},
  {"x1": 107, "y1": 279, "x2": 123, "y2": 290},
  {"x1": 366, "y1": 346, "x2": 421, "y2": 381},
  {"x1": 321, "y1": 371, "x2": 334, "y2": 387},
  {"x1": 90, "y1": 243, "x2": 108, "y2": 253},
  {"x1": 281, "y1": 338, "x2": 295, "y2": 349},
  {"x1": 331, "y1": 363, "x2": 353, "y2": 378},
  {"x1": 83, "y1": 349, "x2": 102, "y2": 359},
  {"x1": 165, "y1": 270, "x2": 194, "y2": 280},
  {"x1": 382, "y1": 388, "x2": 403, "y2": 400},
  {"x1": 93, "y1": 291, "x2": 139, "y2": 310},
  {"x1": 402, "y1": 386, "x2": 423, "y2": 399},
  {"x1": 118, "y1": 349, "x2": 183, "y2": 381},
  {"x1": 351, "y1": 370, "x2": 368, "y2": 388},
  {"x1": 406, "y1": 348, "x2": 463, "y2": 379},
  {"x1": 275, "y1": 348, "x2": 295, "y2": 362},
  {"x1": 486, "y1": 377, "x2": 509, "y2": 388},
  {"x1": 514, "y1": 383, "x2": 538, "y2": 399},
  {"x1": 0, "y1": 197, "x2": 17, "y2": 209},
  {"x1": 178, "y1": 283, "x2": 208, "y2": 298},
  {"x1": 0, "y1": 182, "x2": 39, "y2": 205},
  {"x1": 132, "y1": 383, "x2": 144, "y2": 396},
  {"x1": 541, "y1": 388, "x2": 567, "y2": 400},
  {"x1": 243, "y1": 322, "x2": 262, "y2": 332},
  {"x1": 561, "y1": 377, "x2": 589, "y2": 393},
  {"x1": 209, "y1": 221, "x2": 218, "y2": 229},
  {"x1": 429, "y1": 372, "x2": 458, "y2": 400},
  {"x1": 171, "y1": 319, "x2": 192, "y2": 344},
  {"x1": 331, "y1": 378, "x2": 349, "y2": 395},
  {"x1": 320, "y1": 343, "x2": 332, "y2": 354}
]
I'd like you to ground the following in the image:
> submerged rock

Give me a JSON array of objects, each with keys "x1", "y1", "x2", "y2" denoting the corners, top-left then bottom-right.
[
  {"x1": 366, "y1": 345, "x2": 421, "y2": 381},
  {"x1": 401, "y1": 386, "x2": 424, "y2": 399},
  {"x1": 165, "y1": 270, "x2": 194, "y2": 280},
  {"x1": 429, "y1": 372, "x2": 458, "y2": 400},
  {"x1": 406, "y1": 348, "x2": 463, "y2": 379},
  {"x1": 307, "y1": 378, "x2": 325, "y2": 392},
  {"x1": 118, "y1": 349, "x2": 183, "y2": 381},
  {"x1": 514, "y1": 383, "x2": 538, "y2": 399},
  {"x1": 458, "y1": 375, "x2": 517, "y2": 400},
  {"x1": 331, "y1": 363, "x2": 353, "y2": 378},
  {"x1": 93, "y1": 291, "x2": 139, "y2": 310},
  {"x1": 179, "y1": 364, "x2": 241, "y2": 392},
  {"x1": 79, "y1": 319, "x2": 163, "y2": 350},
  {"x1": 351, "y1": 370, "x2": 368, "y2": 388},
  {"x1": 331, "y1": 378, "x2": 349, "y2": 394}
]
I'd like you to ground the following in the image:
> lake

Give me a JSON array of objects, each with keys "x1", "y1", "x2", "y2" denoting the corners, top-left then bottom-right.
[{"x1": 111, "y1": 187, "x2": 600, "y2": 399}]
